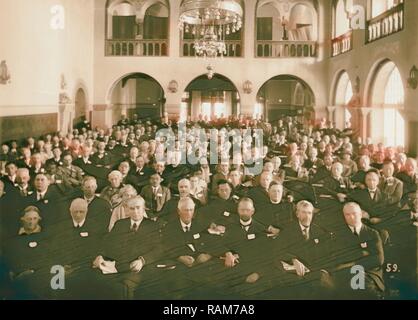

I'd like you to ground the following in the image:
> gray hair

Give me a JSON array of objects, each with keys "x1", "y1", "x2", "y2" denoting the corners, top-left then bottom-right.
[
  {"x1": 296, "y1": 200, "x2": 314, "y2": 213},
  {"x1": 70, "y1": 198, "x2": 88, "y2": 212}
]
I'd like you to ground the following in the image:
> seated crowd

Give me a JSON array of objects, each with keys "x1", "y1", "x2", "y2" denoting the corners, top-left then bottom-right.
[{"x1": 0, "y1": 113, "x2": 417, "y2": 300}]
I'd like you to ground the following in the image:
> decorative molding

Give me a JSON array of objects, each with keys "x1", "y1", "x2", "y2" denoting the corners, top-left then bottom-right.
[
  {"x1": 243, "y1": 80, "x2": 253, "y2": 94},
  {"x1": 59, "y1": 74, "x2": 72, "y2": 104},
  {"x1": 168, "y1": 80, "x2": 178, "y2": 93}
]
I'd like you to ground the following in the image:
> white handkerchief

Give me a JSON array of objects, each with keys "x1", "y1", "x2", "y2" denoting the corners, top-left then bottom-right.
[
  {"x1": 281, "y1": 261, "x2": 311, "y2": 273},
  {"x1": 193, "y1": 233, "x2": 200, "y2": 240},
  {"x1": 187, "y1": 244, "x2": 196, "y2": 252},
  {"x1": 223, "y1": 211, "x2": 231, "y2": 217},
  {"x1": 100, "y1": 260, "x2": 118, "y2": 275}
]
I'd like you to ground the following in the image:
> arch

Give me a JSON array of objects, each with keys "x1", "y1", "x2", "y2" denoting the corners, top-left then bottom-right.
[
  {"x1": 182, "y1": 73, "x2": 241, "y2": 121},
  {"x1": 332, "y1": 70, "x2": 353, "y2": 106},
  {"x1": 367, "y1": 59, "x2": 405, "y2": 147},
  {"x1": 256, "y1": 74, "x2": 316, "y2": 122},
  {"x1": 105, "y1": 0, "x2": 170, "y2": 41},
  {"x1": 333, "y1": 0, "x2": 351, "y2": 38},
  {"x1": 74, "y1": 88, "x2": 87, "y2": 123},
  {"x1": 255, "y1": 0, "x2": 319, "y2": 44},
  {"x1": 106, "y1": 72, "x2": 165, "y2": 106},
  {"x1": 107, "y1": 72, "x2": 166, "y2": 122}
]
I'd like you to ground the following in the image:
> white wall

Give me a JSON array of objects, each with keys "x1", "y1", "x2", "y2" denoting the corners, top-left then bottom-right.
[{"x1": 0, "y1": 0, "x2": 94, "y2": 119}]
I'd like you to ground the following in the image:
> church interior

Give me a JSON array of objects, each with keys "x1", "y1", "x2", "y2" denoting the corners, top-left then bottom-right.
[{"x1": 0, "y1": 0, "x2": 417, "y2": 300}]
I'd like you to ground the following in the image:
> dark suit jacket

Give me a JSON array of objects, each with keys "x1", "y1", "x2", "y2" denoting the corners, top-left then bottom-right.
[
  {"x1": 162, "y1": 217, "x2": 214, "y2": 261},
  {"x1": 396, "y1": 172, "x2": 417, "y2": 201},
  {"x1": 379, "y1": 177, "x2": 403, "y2": 205},
  {"x1": 100, "y1": 218, "x2": 161, "y2": 273},
  {"x1": 247, "y1": 186, "x2": 270, "y2": 211},
  {"x1": 140, "y1": 185, "x2": 171, "y2": 215},
  {"x1": 331, "y1": 224, "x2": 385, "y2": 291},
  {"x1": 199, "y1": 197, "x2": 238, "y2": 228},
  {"x1": 222, "y1": 219, "x2": 272, "y2": 275},
  {"x1": 48, "y1": 216, "x2": 107, "y2": 272},
  {"x1": 348, "y1": 188, "x2": 388, "y2": 218},
  {"x1": 21, "y1": 187, "x2": 67, "y2": 228},
  {"x1": 257, "y1": 201, "x2": 294, "y2": 229},
  {"x1": 275, "y1": 221, "x2": 333, "y2": 272}
]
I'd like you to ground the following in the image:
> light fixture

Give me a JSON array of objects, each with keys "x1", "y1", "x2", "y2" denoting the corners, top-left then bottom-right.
[
  {"x1": 408, "y1": 65, "x2": 418, "y2": 90},
  {"x1": 179, "y1": 1, "x2": 243, "y2": 76}
]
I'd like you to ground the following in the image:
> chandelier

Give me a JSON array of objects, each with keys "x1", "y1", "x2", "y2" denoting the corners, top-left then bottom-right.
[{"x1": 179, "y1": 0, "x2": 243, "y2": 59}]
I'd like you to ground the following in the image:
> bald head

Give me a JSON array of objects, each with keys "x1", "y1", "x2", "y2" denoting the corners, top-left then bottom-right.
[{"x1": 70, "y1": 198, "x2": 88, "y2": 223}]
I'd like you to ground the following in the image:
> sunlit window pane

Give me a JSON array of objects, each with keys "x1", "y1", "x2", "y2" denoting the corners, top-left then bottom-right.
[
  {"x1": 214, "y1": 103, "x2": 226, "y2": 118},
  {"x1": 202, "y1": 102, "x2": 211, "y2": 119}
]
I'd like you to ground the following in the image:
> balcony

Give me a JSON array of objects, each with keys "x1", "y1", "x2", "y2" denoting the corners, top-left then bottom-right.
[
  {"x1": 181, "y1": 40, "x2": 243, "y2": 57},
  {"x1": 255, "y1": 41, "x2": 317, "y2": 58},
  {"x1": 106, "y1": 39, "x2": 168, "y2": 57},
  {"x1": 332, "y1": 30, "x2": 353, "y2": 57},
  {"x1": 366, "y1": 3, "x2": 404, "y2": 43}
]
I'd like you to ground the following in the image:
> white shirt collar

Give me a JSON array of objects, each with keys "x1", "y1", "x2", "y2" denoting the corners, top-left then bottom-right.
[
  {"x1": 180, "y1": 219, "x2": 192, "y2": 231},
  {"x1": 84, "y1": 195, "x2": 95, "y2": 203},
  {"x1": 240, "y1": 218, "x2": 252, "y2": 227},
  {"x1": 131, "y1": 218, "x2": 143, "y2": 228},
  {"x1": 270, "y1": 199, "x2": 281, "y2": 204},
  {"x1": 298, "y1": 221, "x2": 310, "y2": 232},
  {"x1": 37, "y1": 190, "x2": 47, "y2": 198},
  {"x1": 73, "y1": 219, "x2": 86, "y2": 228},
  {"x1": 349, "y1": 224, "x2": 362, "y2": 235}
]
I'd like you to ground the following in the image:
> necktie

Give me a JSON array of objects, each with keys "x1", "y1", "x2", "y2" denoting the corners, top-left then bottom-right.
[
  {"x1": 241, "y1": 225, "x2": 250, "y2": 232},
  {"x1": 353, "y1": 229, "x2": 359, "y2": 237},
  {"x1": 132, "y1": 223, "x2": 138, "y2": 232},
  {"x1": 184, "y1": 226, "x2": 190, "y2": 233},
  {"x1": 302, "y1": 228, "x2": 309, "y2": 240}
]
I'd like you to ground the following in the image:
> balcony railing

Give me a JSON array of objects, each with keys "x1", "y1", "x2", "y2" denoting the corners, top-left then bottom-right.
[
  {"x1": 366, "y1": 3, "x2": 404, "y2": 43},
  {"x1": 255, "y1": 40, "x2": 317, "y2": 58},
  {"x1": 106, "y1": 39, "x2": 168, "y2": 57},
  {"x1": 181, "y1": 40, "x2": 243, "y2": 57},
  {"x1": 331, "y1": 30, "x2": 353, "y2": 57}
]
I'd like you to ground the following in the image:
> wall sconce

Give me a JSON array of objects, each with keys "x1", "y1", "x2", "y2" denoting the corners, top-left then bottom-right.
[
  {"x1": 0, "y1": 60, "x2": 11, "y2": 85},
  {"x1": 168, "y1": 80, "x2": 178, "y2": 93},
  {"x1": 407, "y1": 65, "x2": 418, "y2": 90},
  {"x1": 243, "y1": 80, "x2": 253, "y2": 94}
]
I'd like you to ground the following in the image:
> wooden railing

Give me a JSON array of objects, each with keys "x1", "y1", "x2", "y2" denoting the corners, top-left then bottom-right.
[
  {"x1": 366, "y1": 3, "x2": 404, "y2": 43},
  {"x1": 255, "y1": 40, "x2": 317, "y2": 58},
  {"x1": 181, "y1": 40, "x2": 243, "y2": 57},
  {"x1": 331, "y1": 30, "x2": 353, "y2": 57},
  {"x1": 106, "y1": 39, "x2": 169, "y2": 57}
]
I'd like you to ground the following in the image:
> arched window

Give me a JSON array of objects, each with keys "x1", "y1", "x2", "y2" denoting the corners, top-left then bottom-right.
[
  {"x1": 383, "y1": 67, "x2": 405, "y2": 147},
  {"x1": 369, "y1": 61, "x2": 405, "y2": 147}
]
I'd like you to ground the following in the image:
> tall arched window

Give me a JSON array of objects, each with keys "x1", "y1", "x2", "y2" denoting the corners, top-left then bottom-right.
[
  {"x1": 369, "y1": 60, "x2": 405, "y2": 147},
  {"x1": 383, "y1": 67, "x2": 405, "y2": 147},
  {"x1": 334, "y1": 71, "x2": 353, "y2": 127}
]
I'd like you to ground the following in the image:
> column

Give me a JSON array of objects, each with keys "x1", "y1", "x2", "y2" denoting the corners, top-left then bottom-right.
[
  {"x1": 326, "y1": 106, "x2": 337, "y2": 126},
  {"x1": 359, "y1": 107, "x2": 372, "y2": 142}
]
